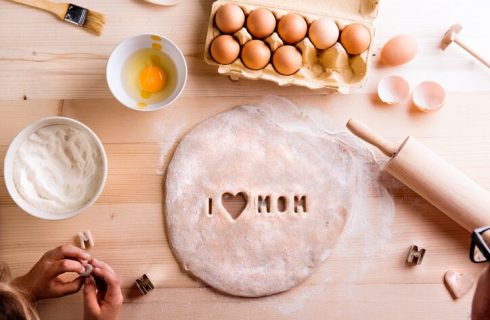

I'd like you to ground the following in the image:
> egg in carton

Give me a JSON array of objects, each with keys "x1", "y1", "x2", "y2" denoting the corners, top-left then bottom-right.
[{"x1": 204, "y1": 0, "x2": 379, "y2": 93}]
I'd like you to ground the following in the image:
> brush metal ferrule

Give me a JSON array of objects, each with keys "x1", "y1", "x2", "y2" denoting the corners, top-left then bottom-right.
[{"x1": 64, "y1": 4, "x2": 88, "y2": 26}]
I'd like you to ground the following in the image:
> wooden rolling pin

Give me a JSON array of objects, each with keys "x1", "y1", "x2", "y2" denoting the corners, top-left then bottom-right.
[{"x1": 347, "y1": 119, "x2": 490, "y2": 234}]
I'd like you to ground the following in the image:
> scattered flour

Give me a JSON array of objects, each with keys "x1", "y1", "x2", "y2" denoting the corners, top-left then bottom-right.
[
  {"x1": 156, "y1": 122, "x2": 186, "y2": 175},
  {"x1": 250, "y1": 96, "x2": 396, "y2": 315}
]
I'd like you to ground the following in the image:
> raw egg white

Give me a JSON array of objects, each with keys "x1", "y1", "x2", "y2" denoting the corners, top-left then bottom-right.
[
  {"x1": 272, "y1": 45, "x2": 302, "y2": 75},
  {"x1": 380, "y1": 35, "x2": 418, "y2": 66},
  {"x1": 122, "y1": 48, "x2": 177, "y2": 105},
  {"x1": 309, "y1": 18, "x2": 339, "y2": 50},
  {"x1": 215, "y1": 3, "x2": 245, "y2": 34},
  {"x1": 246, "y1": 8, "x2": 276, "y2": 39},
  {"x1": 241, "y1": 40, "x2": 271, "y2": 70},
  {"x1": 210, "y1": 35, "x2": 240, "y2": 65},
  {"x1": 277, "y1": 13, "x2": 307, "y2": 44},
  {"x1": 340, "y1": 23, "x2": 371, "y2": 55}
]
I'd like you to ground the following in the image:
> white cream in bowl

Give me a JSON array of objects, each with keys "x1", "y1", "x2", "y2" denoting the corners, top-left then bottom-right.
[
  {"x1": 13, "y1": 124, "x2": 102, "y2": 213},
  {"x1": 4, "y1": 117, "x2": 107, "y2": 220}
]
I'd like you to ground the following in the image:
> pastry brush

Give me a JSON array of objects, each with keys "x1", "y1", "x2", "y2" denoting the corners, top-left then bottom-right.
[{"x1": 8, "y1": 0, "x2": 106, "y2": 35}]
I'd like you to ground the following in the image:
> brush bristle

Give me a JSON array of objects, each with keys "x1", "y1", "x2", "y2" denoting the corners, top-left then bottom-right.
[{"x1": 83, "y1": 10, "x2": 106, "y2": 36}]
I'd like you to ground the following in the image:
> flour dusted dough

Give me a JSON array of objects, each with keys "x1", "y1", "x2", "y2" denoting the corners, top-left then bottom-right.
[{"x1": 166, "y1": 97, "x2": 378, "y2": 297}]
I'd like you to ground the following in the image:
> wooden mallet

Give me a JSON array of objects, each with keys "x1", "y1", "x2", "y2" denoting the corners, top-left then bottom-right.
[
  {"x1": 347, "y1": 119, "x2": 490, "y2": 236},
  {"x1": 441, "y1": 24, "x2": 490, "y2": 68}
]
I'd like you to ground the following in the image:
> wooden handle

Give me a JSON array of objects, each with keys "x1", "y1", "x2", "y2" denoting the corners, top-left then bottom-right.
[
  {"x1": 454, "y1": 38, "x2": 490, "y2": 68},
  {"x1": 8, "y1": 0, "x2": 68, "y2": 20},
  {"x1": 346, "y1": 119, "x2": 398, "y2": 157},
  {"x1": 385, "y1": 137, "x2": 490, "y2": 236}
]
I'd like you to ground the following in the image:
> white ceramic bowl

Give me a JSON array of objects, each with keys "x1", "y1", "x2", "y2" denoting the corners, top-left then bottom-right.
[
  {"x1": 107, "y1": 34, "x2": 187, "y2": 112},
  {"x1": 141, "y1": 0, "x2": 181, "y2": 5},
  {"x1": 4, "y1": 117, "x2": 108, "y2": 220}
]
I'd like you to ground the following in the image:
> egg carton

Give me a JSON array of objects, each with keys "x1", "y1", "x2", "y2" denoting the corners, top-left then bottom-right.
[{"x1": 204, "y1": 0, "x2": 379, "y2": 93}]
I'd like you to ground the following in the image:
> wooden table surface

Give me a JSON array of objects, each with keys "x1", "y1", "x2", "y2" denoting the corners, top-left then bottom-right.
[{"x1": 1, "y1": 0, "x2": 490, "y2": 319}]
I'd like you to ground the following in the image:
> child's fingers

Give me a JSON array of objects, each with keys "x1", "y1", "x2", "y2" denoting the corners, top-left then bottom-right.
[
  {"x1": 49, "y1": 259, "x2": 85, "y2": 277},
  {"x1": 90, "y1": 258, "x2": 116, "y2": 275},
  {"x1": 92, "y1": 266, "x2": 120, "y2": 291},
  {"x1": 55, "y1": 276, "x2": 84, "y2": 296},
  {"x1": 47, "y1": 244, "x2": 90, "y2": 261},
  {"x1": 83, "y1": 276, "x2": 100, "y2": 313},
  {"x1": 92, "y1": 266, "x2": 123, "y2": 305},
  {"x1": 91, "y1": 259, "x2": 120, "y2": 289}
]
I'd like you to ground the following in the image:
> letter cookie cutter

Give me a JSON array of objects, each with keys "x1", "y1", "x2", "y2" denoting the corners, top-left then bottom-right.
[
  {"x1": 135, "y1": 274, "x2": 155, "y2": 295},
  {"x1": 406, "y1": 245, "x2": 426, "y2": 265}
]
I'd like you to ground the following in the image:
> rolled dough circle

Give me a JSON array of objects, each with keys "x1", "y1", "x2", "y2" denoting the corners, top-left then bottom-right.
[{"x1": 166, "y1": 102, "x2": 359, "y2": 297}]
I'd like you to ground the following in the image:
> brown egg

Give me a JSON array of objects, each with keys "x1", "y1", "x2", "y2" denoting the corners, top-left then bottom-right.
[
  {"x1": 340, "y1": 23, "x2": 371, "y2": 55},
  {"x1": 380, "y1": 34, "x2": 418, "y2": 66},
  {"x1": 272, "y1": 45, "x2": 302, "y2": 75},
  {"x1": 241, "y1": 40, "x2": 271, "y2": 70},
  {"x1": 210, "y1": 35, "x2": 240, "y2": 65},
  {"x1": 215, "y1": 3, "x2": 245, "y2": 34},
  {"x1": 308, "y1": 18, "x2": 339, "y2": 50},
  {"x1": 246, "y1": 8, "x2": 276, "y2": 39},
  {"x1": 277, "y1": 13, "x2": 307, "y2": 44}
]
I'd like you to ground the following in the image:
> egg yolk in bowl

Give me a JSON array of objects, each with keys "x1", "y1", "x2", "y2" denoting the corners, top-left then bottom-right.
[
  {"x1": 139, "y1": 64, "x2": 167, "y2": 93},
  {"x1": 122, "y1": 47, "x2": 177, "y2": 107}
]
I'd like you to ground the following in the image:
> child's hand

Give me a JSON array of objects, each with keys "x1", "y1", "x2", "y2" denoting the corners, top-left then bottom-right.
[
  {"x1": 83, "y1": 258, "x2": 123, "y2": 320},
  {"x1": 11, "y1": 244, "x2": 90, "y2": 301}
]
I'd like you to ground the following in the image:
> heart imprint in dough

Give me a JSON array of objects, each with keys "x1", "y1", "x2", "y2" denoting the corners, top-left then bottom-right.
[
  {"x1": 444, "y1": 270, "x2": 475, "y2": 299},
  {"x1": 221, "y1": 192, "x2": 248, "y2": 220}
]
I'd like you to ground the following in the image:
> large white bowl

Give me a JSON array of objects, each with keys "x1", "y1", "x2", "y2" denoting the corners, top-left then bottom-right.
[
  {"x1": 106, "y1": 34, "x2": 187, "y2": 112},
  {"x1": 3, "y1": 117, "x2": 108, "y2": 220},
  {"x1": 141, "y1": 0, "x2": 182, "y2": 5}
]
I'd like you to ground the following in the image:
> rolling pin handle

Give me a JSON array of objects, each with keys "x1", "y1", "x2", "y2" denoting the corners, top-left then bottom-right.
[{"x1": 346, "y1": 119, "x2": 398, "y2": 157}]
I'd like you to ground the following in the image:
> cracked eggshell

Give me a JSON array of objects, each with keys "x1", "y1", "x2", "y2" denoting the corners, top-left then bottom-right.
[
  {"x1": 413, "y1": 81, "x2": 446, "y2": 112},
  {"x1": 377, "y1": 75, "x2": 410, "y2": 104}
]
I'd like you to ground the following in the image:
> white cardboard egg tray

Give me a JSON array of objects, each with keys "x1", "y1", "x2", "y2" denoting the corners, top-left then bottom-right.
[{"x1": 204, "y1": 0, "x2": 377, "y2": 93}]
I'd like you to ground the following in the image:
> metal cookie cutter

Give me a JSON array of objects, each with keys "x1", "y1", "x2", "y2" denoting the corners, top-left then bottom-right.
[
  {"x1": 135, "y1": 274, "x2": 155, "y2": 295},
  {"x1": 406, "y1": 245, "x2": 426, "y2": 265}
]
